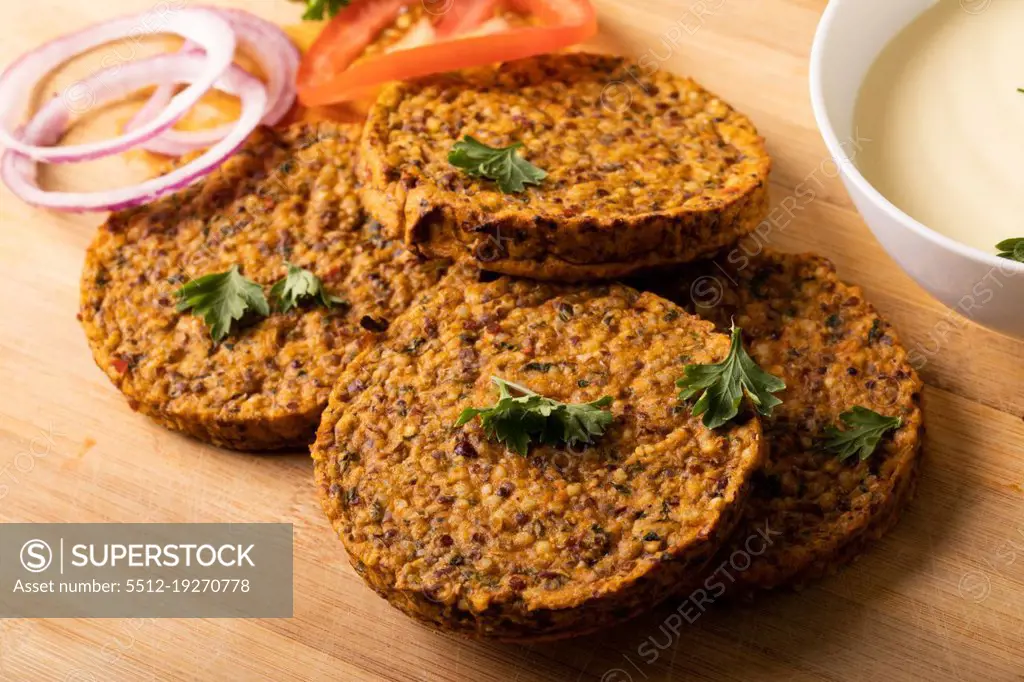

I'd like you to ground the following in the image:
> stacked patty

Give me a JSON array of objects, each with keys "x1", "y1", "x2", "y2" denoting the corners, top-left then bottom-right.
[
  {"x1": 359, "y1": 53, "x2": 771, "y2": 281},
  {"x1": 80, "y1": 122, "x2": 448, "y2": 450},
  {"x1": 311, "y1": 267, "x2": 765, "y2": 639},
  {"x1": 638, "y1": 249, "x2": 923, "y2": 591}
]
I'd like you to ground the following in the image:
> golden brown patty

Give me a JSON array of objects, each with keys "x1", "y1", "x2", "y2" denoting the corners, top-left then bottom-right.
[
  {"x1": 638, "y1": 249, "x2": 923, "y2": 592},
  {"x1": 80, "y1": 122, "x2": 448, "y2": 450},
  {"x1": 360, "y1": 53, "x2": 771, "y2": 282},
  {"x1": 311, "y1": 267, "x2": 766, "y2": 640}
]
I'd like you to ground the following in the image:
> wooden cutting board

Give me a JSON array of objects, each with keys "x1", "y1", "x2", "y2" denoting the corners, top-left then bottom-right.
[{"x1": 1, "y1": 1, "x2": 1022, "y2": 680}]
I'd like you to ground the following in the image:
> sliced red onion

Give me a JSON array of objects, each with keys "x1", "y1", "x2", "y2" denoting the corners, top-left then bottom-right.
[
  {"x1": 127, "y1": 8, "x2": 299, "y2": 156},
  {"x1": 205, "y1": 8, "x2": 299, "y2": 127},
  {"x1": 122, "y1": 40, "x2": 198, "y2": 134},
  {"x1": 1, "y1": 53, "x2": 267, "y2": 212},
  {"x1": 0, "y1": 8, "x2": 236, "y2": 163}
]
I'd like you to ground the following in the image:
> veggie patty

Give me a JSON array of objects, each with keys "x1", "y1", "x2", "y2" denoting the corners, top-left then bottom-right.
[
  {"x1": 80, "y1": 122, "x2": 448, "y2": 450},
  {"x1": 638, "y1": 249, "x2": 924, "y2": 592},
  {"x1": 359, "y1": 52, "x2": 771, "y2": 281},
  {"x1": 311, "y1": 266, "x2": 765, "y2": 639}
]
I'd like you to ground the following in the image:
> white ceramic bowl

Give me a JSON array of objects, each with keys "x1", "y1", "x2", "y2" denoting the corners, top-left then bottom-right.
[{"x1": 809, "y1": 0, "x2": 1024, "y2": 339}]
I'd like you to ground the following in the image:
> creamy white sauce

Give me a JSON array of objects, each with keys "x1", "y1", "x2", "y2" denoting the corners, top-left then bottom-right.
[{"x1": 854, "y1": 0, "x2": 1024, "y2": 255}]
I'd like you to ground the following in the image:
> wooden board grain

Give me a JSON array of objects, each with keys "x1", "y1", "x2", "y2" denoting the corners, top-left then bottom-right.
[{"x1": 1, "y1": 1, "x2": 1022, "y2": 680}]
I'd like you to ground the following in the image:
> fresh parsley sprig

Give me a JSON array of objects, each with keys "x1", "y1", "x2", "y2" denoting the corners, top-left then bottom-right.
[
  {"x1": 270, "y1": 262, "x2": 344, "y2": 312},
  {"x1": 175, "y1": 263, "x2": 341, "y2": 341},
  {"x1": 996, "y1": 238, "x2": 1024, "y2": 263},
  {"x1": 174, "y1": 266, "x2": 269, "y2": 342},
  {"x1": 300, "y1": 0, "x2": 349, "y2": 21},
  {"x1": 455, "y1": 376, "x2": 614, "y2": 455},
  {"x1": 676, "y1": 324, "x2": 786, "y2": 429},
  {"x1": 448, "y1": 136, "x2": 547, "y2": 194},
  {"x1": 823, "y1": 406, "x2": 902, "y2": 462}
]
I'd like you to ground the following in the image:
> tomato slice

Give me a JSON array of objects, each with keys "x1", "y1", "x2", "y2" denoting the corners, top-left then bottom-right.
[
  {"x1": 296, "y1": 0, "x2": 409, "y2": 90},
  {"x1": 297, "y1": 0, "x2": 598, "y2": 107},
  {"x1": 434, "y1": 0, "x2": 503, "y2": 39}
]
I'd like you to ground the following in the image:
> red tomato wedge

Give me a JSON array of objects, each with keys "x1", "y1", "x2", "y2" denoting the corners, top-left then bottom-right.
[{"x1": 297, "y1": 0, "x2": 598, "y2": 106}]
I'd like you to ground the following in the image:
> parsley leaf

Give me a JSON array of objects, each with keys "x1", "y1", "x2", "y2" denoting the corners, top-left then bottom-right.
[
  {"x1": 823, "y1": 406, "x2": 902, "y2": 462},
  {"x1": 300, "y1": 0, "x2": 348, "y2": 21},
  {"x1": 676, "y1": 324, "x2": 786, "y2": 429},
  {"x1": 270, "y1": 262, "x2": 343, "y2": 312},
  {"x1": 448, "y1": 135, "x2": 547, "y2": 194},
  {"x1": 455, "y1": 376, "x2": 614, "y2": 455},
  {"x1": 996, "y1": 238, "x2": 1024, "y2": 263},
  {"x1": 174, "y1": 265, "x2": 269, "y2": 342}
]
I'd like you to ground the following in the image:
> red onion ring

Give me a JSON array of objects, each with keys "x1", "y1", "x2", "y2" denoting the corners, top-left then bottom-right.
[
  {"x1": 1, "y1": 53, "x2": 267, "y2": 212},
  {"x1": 126, "y1": 8, "x2": 299, "y2": 156},
  {"x1": 122, "y1": 41, "x2": 198, "y2": 135},
  {"x1": 0, "y1": 8, "x2": 236, "y2": 164}
]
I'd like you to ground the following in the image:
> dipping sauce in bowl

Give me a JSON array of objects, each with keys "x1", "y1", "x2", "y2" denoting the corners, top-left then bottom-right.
[{"x1": 854, "y1": 0, "x2": 1024, "y2": 258}]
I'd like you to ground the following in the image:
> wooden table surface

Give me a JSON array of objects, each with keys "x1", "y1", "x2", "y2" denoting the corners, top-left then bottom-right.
[{"x1": 1, "y1": 1, "x2": 1023, "y2": 680}]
